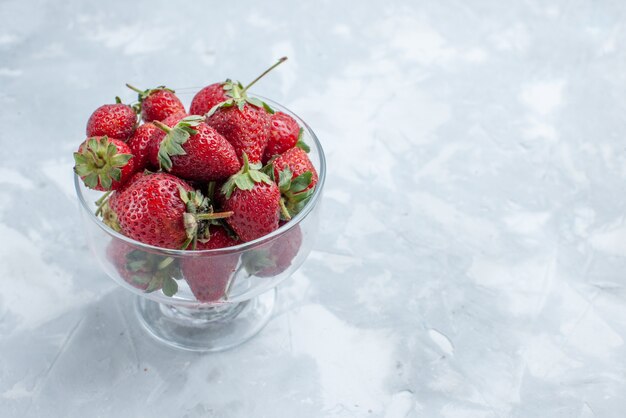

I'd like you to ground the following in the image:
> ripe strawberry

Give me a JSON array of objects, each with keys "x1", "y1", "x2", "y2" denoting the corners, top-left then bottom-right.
[
  {"x1": 126, "y1": 84, "x2": 186, "y2": 123},
  {"x1": 205, "y1": 57, "x2": 289, "y2": 165},
  {"x1": 103, "y1": 171, "x2": 148, "y2": 230},
  {"x1": 86, "y1": 99, "x2": 137, "y2": 141},
  {"x1": 106, "y1": 239, "x2": 180, "y2": 295},
  {"x1": 74, "y1": 136, "x2": 136, "y2": 191},
  {"x1": 127, "y1": 122, "x2": 158, "y2": 171},
  {"x1": 182, "y1": 226, "x2": 239, "y2": 302},
  {"x1": 272, "y1": 147, "x2": 318, "y2": 190},
  {"x1": 111, "y1": 172, "x2": 232, "y2": 249},
  {"x1": 243, "y1": 224, "x2": 302, "y2": 277},
  {"x1": 206, "y1": 101, "x2": 271, "y2": 165},
  {"x1": 150, "y1": 115, "x2": 241, "y2": 181},
  {"x1": 147, "y1": 112, "x2": 185, "y2": 167},
  {"x1": 269, "y1": 147, "x2": 318, "y2": 220},
  {"x1": 262, "y1": 112, "x2": 301, "y2": 164},
  {"x1": 189, "y1": 82, "x2": 230, "y2": 116},
  {"x1": 219, "y1": 153, "x2": 281, "y2": 242}
]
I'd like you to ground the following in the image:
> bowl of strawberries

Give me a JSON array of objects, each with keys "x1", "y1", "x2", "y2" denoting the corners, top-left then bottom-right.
[{"x1": 73, "y1": 58, "x2": 325, "y2": 351}]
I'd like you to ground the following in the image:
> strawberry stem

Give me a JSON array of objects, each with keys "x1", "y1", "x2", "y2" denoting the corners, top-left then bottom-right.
[
  {"x1": 196, "y1": 211, "x2": 233, "y2": 221},
  {"x1": 241, "y1": 57, "x2": 288, "y2": 93},
  {"x1": 153, "y1": 120, "x2": 171, "y2": 133},
  {"x1": 241, "y1": 153, "x2": 251, "y2": 174},
  {"x1": 158, "y1": 256, "x2": 175, "y2": 269},
  {"x1": 94, "y1": 190, "x2": 113, "y2": 216},
  {"x1": 125, "y1": 83, "x2": 144, "y2": 94},
  {"x1": 279, "y1": 198, "x2": 292, "y2": 221},
  {"x1": 207, "y1": 181, "x2": 216, "y2": 202}
]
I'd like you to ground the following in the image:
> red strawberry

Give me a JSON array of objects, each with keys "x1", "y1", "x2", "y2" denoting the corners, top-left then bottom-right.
[
  {"x1": 262, "y1": 112, "x2": 301, "y2": 164},
  {"x1": 127, "y1": 122, "x2": 158, "y2": 171},
  {"x1": 145, "y1": 111, "x2": 189, "y2": 166},
  {"x1": 189, "y1": 82, "x2": 230, "y2": 116},
  {"x1": 220, "y1": 154, "x2": 281, "y2": 242},
  {"x1": 243, "y1": 224, "x2": 302, "y2": 277},
  {"x1": 182, "y1": 226, "x2": 239, "y2": 302},
  {"x1": 272, "y1": 147, "x2": 318, "y2": 190},
  {"x1": 106, "y1": 239, "x2": 180, "y2": 295},
  {"x1": 86, "y1": 99, "x2": 137, "y2": 141},
  {"x1": 74, "y1": 136, "x2": 136, "y2": 191},
  {"x1": 206, "y1": 102, "x2": 271, "y2": 165},
  {"x1": 150, "y1": 115, "x2": 241, "y2": 181},
  {"x1": 126, "y1": 84, "x2": 186, "y2": 123},
  {"x1": 105, "y1": 171, "x2": 148, "y2": 228},
  {"x1": 205, "y1": 57, "x2": 289, "y2": 165},
  {"x1": 147, "y1": 113, "x2": 185, "y2": 167},
  {"x1": 271, "y1": 147, "x2": 318, "y2": 221},
  {"x1": 111, "y1": 172, "x2": 232, "y2": 249}
]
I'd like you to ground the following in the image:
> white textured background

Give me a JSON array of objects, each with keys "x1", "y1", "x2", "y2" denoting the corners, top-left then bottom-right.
[{"x1": 1, "y1": 0, "x2": 626, "y2": 417}]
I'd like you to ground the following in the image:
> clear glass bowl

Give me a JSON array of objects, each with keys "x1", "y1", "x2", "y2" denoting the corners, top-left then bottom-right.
[{"x1": 74, "y1": 96, "x2": 325, "y2": 351}]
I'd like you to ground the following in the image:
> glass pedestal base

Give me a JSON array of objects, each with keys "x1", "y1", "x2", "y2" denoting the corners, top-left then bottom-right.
[{"x1": 135, "y1": 289, "x2": 276, "y2": 352}]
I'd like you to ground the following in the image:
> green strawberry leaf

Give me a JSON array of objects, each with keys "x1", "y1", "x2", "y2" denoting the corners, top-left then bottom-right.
[
  {"x1": 290, "y1": 171, "x2": 313, "y2": 193},
  {"x1": 205, "y1": 99, "x2": 234, "y2": 118},
  {"x1": 295, "y1": 129, "x2": 310, "y2": 152},
  {"x1": 278, "y1": 168, "x2": 293, "y2": 193},
  {"x1": 162, "y1": 276, "x2": 178, "y2": 297},
  {"x1": 249, "y1": 170, "x2": 263, "y2": 182},
  {"x1": 235, "y1": 175, "x2": 255, "y2": 191},
  {"x1": 99, "y1": 173, "x2": 112, "y2": 190},
  {"x1": 242, "y1": 248, "x2": 275, "y2": 275},
  {"x1": 261, "y1": 162, "x2": 275, "y2": 179},
  {"x1": 83, "y1": 172, "x2": 99, "y2": 189},
  {"x1": 74, "y1": 136, "x2": 134, "y2": 191},
  {"x1": 221, "y1": 153, "x2": 274, "y2": 198},
  {"x1": 110, "y1": 167, "x2": 122, "y2": 182},
  {"x1": 158, "y1": 147, "x2": 174, "y2": 171},
  {"x1": 73, "y1": 153, "x2": 88, "y2": 165},
  {"x1": 145, "y1": 275, "x2": 164, "y2": 293},
  {"x1": 262, "y1": 101, "x2": 275, "y2": 114},
  {"x1": 245, "y1": 97, "x2": 265, "y2": 108},
  {"x1": 110, "y1": 153, "x2": 133, "y2": 167},
  {"x1": 131, "y1": 275, "x2": 152, "y2": 285},
  {"x1": 156, "y1": 117, "x2": 204, "y2": 171},
  {"x1": 290, "y1": 187, "x2": 315, "y2": 203}
]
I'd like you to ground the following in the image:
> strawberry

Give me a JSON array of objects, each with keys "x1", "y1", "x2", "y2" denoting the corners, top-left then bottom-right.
[
  {"x1": 272, "y1": 147, "x2": 318, "y2": 190},
  {"x1": 149, "y1": 115, "x2": 241, "y2": 181},
  {"x1": 103, "y1": 171, "x2": 148, "y2": 229},
  {"x1": 269, "y1": 147, "x2": 318, "y2": 220},
  {"x1": 111, "y1": 172, "x2": 232, "y2": 249},
  {"x1": 86, "y1": 98, "x2": 137, "y2": 141},
  {"x1": 262, "y1": 112, "x2": 302, "y2": 164},
  {"x1": 189, "y1": 82, "x2": 230, "y2": 116},
  {"x1": 182, "y1": 226, "x2": 239, "y2": 302},
  {"x1": 106, "y1": 239, "x2": 180, "y2": 296},
  {"x1": 206, "y1": 57, "x2": 288, "y2": 165},
  {"x1": 126, "y1": 84, "x2": 186, "y2": 123},
  {"x1": 74, "y1": 136, "x2": 136, "y2": 191},
  {"x1": 206, "y1": 99, "x2": 271, "y2": 165},
  {"x1": 243, "y1": 224, "x2": 302, "y2": 277},
  {"x1": 127, "y1": 122, "x2": 158, "y2": 171},
  {"x1": 220, "y1": 154, "x2": 281, "y2": 242},
  {"x1": 147, "y1": 112, "x2": 186, "y2": 167}
]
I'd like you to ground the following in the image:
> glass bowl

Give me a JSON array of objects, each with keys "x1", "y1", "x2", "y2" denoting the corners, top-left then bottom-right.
[{"x1": 74, "y1": 96, "x2": 326, "y2": 351}]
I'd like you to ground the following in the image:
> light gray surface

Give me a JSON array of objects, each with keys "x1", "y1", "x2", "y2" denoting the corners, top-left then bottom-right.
[{"x1": 1, "y1": 0, "x2": 625, "y2": 416}]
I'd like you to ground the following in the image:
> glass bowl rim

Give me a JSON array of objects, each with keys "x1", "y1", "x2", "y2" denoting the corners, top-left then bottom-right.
[{"x1": 74, "y1": 95, "x2": 326, "y2": 257}]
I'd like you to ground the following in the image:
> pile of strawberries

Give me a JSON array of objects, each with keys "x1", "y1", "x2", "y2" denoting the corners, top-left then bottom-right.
[{"x1": 74, "y1": 58, "x2": 319, "y2": 301}]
